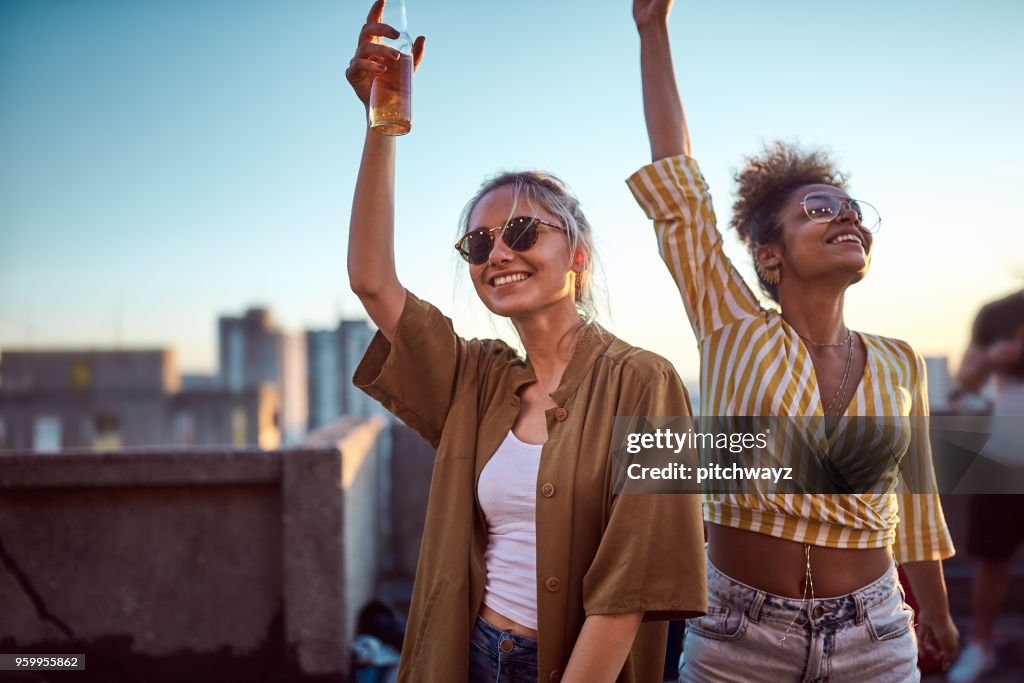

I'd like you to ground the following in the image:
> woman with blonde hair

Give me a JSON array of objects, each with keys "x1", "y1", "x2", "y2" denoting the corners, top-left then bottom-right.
[{"x1": 345, "y1": 2, "x2": 706, "y2": 681}]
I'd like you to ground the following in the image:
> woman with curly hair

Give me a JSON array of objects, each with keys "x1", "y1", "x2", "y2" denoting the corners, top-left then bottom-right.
[{"x1": 628, "y1": 1, "x2": 958, "y2": 681}]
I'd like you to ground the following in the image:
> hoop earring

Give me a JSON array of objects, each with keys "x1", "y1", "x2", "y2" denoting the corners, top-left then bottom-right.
[{"x1": 755, "y1": 260, "x2": 781, "y2": 286}]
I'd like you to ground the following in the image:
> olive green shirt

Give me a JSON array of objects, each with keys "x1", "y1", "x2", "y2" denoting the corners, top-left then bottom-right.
[{"x1": 354, "y1": 292, "x2": 706, "y2": 683}]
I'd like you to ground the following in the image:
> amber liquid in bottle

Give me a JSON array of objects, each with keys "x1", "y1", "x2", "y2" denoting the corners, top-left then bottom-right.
[{"x1": 369, "y1": 53, "x2": 412, "y2": 136}]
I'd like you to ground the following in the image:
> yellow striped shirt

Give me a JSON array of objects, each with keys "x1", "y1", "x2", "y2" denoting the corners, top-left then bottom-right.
[{"x1": 627, "y1": 155, "x2": 954, "y2": 563}]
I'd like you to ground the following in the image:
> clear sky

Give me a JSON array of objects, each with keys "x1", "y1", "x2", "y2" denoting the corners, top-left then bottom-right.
[{"x1": 2, "y1": 0, "x2": 1022, "y2": 384}]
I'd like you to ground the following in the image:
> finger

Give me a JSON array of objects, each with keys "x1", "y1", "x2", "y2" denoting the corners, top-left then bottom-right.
[
  {"x1": 356, "y1": 42, "x2": 402, "y2": 62},
  {"x1": 346, "y1": 57, "x2": 386, "y2": 84},
  {"x1": 359, "y1": 22, "x2": 400, "y2": 46},
  {"x1": 366, "y1": 0, "x2": 384, "y2": 25},
  {"x1": 412, "y1": 35, "x2": 426, "y2": 71}
]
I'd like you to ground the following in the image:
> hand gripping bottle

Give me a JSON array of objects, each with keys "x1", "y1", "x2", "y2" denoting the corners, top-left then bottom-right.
[{"x1": 369, "y1": 0, "x2": 413, "y2": 135}]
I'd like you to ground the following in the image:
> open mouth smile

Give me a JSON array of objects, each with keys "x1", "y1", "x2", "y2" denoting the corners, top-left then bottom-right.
[
  {"x1": 826, "y1": 232, "x2": 865, "y2": 248},
  {"x1": 490, "y1": 272, "x2": 531, "y2": 287}
]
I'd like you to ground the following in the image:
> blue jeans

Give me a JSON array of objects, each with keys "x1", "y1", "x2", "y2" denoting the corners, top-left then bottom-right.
[
  {"x1": 469, "y1": 616, "x2": 539, "y2": 683},
  {"x1": 679, "y1": 555, "x2": 920, "y2": 682}
]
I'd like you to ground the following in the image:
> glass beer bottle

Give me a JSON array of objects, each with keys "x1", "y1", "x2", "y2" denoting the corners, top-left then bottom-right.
[{"x1": 369, "y1": 0, "x2": 412, "y2": 135}]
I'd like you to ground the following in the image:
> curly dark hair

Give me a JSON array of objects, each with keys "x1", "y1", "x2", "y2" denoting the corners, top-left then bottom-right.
[{"x1": 730, "y1": 142, "x2": 848, "y2": 302}]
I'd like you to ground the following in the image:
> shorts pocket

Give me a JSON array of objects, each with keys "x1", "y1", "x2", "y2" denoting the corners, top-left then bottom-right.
[
  {"x1": 864, "y1": 596, "x2": 915, "y2": 642},
  {"x1": 686, "y1": 603, "x2": 748, "y2": 641}
]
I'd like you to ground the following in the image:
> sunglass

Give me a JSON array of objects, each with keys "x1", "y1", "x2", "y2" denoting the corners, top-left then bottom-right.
[
  {"x1": 800, "y1": 193, "x2": 881, "y2": 233},
  {"x1": 454, "y1": 216, "x2": 565, "y2": 265}
]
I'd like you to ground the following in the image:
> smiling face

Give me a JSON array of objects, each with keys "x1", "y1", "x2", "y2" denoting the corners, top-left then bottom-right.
[
  {"x1": 759, "y1": 183, "x2": 874, "y2": 288},
  {"x1": 466, "y1": 184, "x2": 581, "y2": 319}
]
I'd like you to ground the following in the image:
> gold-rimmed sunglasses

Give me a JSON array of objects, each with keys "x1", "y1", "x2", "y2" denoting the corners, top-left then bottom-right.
[{"x1": 454, "y1": 216, "x2": 565, "y2": 265}]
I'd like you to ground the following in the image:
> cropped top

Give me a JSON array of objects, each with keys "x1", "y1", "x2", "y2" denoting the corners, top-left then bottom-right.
[{"x1": 627, "y1": 155, "x2": 954, "y2": 563}]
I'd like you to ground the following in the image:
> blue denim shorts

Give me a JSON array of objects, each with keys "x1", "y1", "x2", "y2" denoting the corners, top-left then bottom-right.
[
  {"x1": 679, "y1": 554, "x2": 920, "y2": 682},
  {"x1": 468, "y1": 616, "x2": 539, "y2": 683}
]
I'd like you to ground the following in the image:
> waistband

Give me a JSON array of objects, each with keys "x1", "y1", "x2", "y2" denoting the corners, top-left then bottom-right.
[
  {"x1": 473, "y1": 616, "x2": 538, "y2": 651},
  {"x1": 706, "y1": 552, "x2": 901, "y2": 629}
]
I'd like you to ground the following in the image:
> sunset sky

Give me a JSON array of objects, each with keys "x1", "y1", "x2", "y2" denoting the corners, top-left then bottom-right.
[{"x1": 2, "y1": 0, "x2": 1022, "y2": 384}]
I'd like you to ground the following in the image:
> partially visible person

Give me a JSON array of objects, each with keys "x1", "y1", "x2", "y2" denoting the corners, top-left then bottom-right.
[{"x1": 948, "y1": 289, "x2": 1024, "y2": 683}]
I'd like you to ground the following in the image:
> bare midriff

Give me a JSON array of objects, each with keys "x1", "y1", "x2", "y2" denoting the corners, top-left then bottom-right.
[
  {"x1": 478, "y1": 604, "x2": 539, "y2": 640},
  {"x1": 708, "y1": 523, "x2": 893, "y2": 598}
]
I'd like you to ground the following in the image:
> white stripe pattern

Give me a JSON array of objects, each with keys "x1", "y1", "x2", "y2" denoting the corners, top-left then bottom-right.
[{"x1": 627, "y1": 155, "x2": 954, "y2": 563}]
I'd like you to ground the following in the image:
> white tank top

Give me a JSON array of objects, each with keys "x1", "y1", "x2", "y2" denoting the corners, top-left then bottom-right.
[{"x1": 477, "y1": 430, "x2": 543, "y2": 630}]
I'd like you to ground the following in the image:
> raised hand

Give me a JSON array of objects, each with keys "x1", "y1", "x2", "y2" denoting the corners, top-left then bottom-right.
[
  {"x1": 634, "y1": 0, "x2": 688, "y2": 159},
  {"x1": 346, "y1": 0, "x2": 425, "y2": 110},
  {"x1": 633, "y1": 0, "x2": 675, "y2": 29}
]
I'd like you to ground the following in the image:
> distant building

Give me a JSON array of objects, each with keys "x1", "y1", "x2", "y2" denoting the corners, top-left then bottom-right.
[
  {"x1": 0, "y1": 350, "x2": 176, "y2": 451},
  {"x1": 0, "y1": 309, "x2": 379, "y2": 452},
  {"x1": 339, "y1": 321, "x2": 375, "y2": 418},
  {"x1": 218, "y1": 307, "x2": 307, "y2": 445},
  {"x1": 218, "y1": 308, "x2": 283, "y2": 392},
  {"x1": 181, "y1": 373, "x2": 218, "y2": 391},
  {"x1": 279, "y1": 333, "x2": 308, "y2": 446},
  {"x1": 171, "y1": 384, "x2": 280, "y2": 450},
  {"x1": 307, "y1": 330, "x2": 341, "y2": 431},
  {"x1": 306, "y1": 319, "x2": 377, "y2": 431},
  {"x1": 0, "y1": 349, "x2": 279, "y2": 451},
  {"x1": 304, "y1": 320, "x2": 391, "y2": 572},
  {"x1": 925, "y1": 356, "x2": 953, "y2": 413}
]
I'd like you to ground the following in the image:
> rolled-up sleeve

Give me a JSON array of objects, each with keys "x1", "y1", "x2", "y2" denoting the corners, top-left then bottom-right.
[
  {"x1": 627, "y1": 155, "x2": 761, "y2": 340},
  {"x1": 582, "y1": 366, "x2": 707, "y2": 622},
  {"x1": 893, "y1": 350, "x2": 955, "y2": 563},
  {"x1": 353, "y1": 291, "x2": 474, "y2": 448}
]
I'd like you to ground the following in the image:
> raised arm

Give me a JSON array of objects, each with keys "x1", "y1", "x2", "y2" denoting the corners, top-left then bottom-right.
[
  {"x1": 345, "y1": 0, "x2": 424, "y2": 341},
  {"x1": 628, "y1": 1, "x2": 762, "y2": 339},
  {"x1": 633, "y1": 0, "x2": 689, "y2": 161}
]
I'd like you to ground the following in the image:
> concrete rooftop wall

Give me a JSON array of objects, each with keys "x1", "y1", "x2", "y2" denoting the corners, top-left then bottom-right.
[{"x1": 0, "y1": 417, "x2": 384, "y2": 682}]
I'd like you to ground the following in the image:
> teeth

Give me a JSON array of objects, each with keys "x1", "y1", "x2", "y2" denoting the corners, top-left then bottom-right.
[
  {"x1": 829, "y1": 234, "x2": 862, "y2": 246},
  {"x1": 493, "y1": 273, "x2": 529, "y2": 286}
]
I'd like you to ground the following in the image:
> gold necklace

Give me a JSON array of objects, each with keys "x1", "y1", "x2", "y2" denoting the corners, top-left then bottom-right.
[
  {"x1": 796, "y1": 328, "x2": 852, "y2": 348},
  {"x1": 822, "y1": 333, "x2": 855, "y2": 417}
]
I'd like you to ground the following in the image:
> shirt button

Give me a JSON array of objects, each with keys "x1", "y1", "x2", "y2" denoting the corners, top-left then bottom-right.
[
  {"x1": 541, "y1": 482, "x2": 556, "y2": 498},
  {"x1": 549, "y1": 670, "x2": 562, "y2": 682},
  {"x1": 554, "y1": 407, "x2": 568, "y2": 421},
  {"x1": 545, "y1": 577, "x2": 561, "y2": 592}
]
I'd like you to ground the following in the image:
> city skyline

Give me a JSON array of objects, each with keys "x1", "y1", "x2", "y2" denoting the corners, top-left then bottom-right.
[
  {"x1": 2, "y1": 0, "x2": 1022, "y2": 380},
  {"x1": 0, "y1": 301, "x2": 379, "y2": 451}
]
